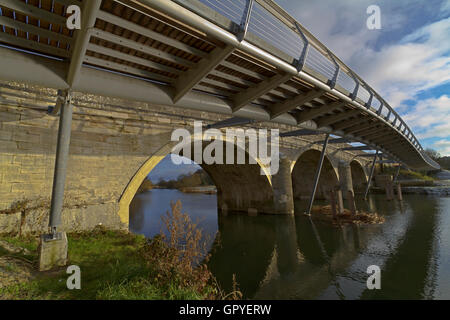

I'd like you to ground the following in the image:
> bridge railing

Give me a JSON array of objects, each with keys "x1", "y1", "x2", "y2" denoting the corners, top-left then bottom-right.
[{"x1": 185, "y1": 0, "x2": 425, "y2": 154}]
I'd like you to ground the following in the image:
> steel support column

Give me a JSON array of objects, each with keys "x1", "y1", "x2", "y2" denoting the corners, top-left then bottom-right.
[
  {"x1": 305, "y1": 134, "x2": 330, "y2": 215},
  {"x1": 48, "y1": 97, "x2": 73, "y2": 235},
  {"x1": 364, "y1": 150, "x2": 379, "y2": 200},
  {"x1": 393, "y1": 165, "x2": 401, "y2": 183}
]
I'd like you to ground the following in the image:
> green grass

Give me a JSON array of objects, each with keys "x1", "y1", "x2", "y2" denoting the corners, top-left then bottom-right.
[
  {"x1": 0, "y1": 229, "x2": 213, "y2": 300},
  {"x1": 382, "y1": 167, "x2": 435, "y2": 181}
]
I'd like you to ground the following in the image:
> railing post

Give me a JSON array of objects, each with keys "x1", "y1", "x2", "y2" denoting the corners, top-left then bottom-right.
[
  {"x1": 237, "y1": 0, "x2": 254, "y2": 41},
  {"x1": 348, "y1": 70, "x2": 359, "y2": 101},
  {"x1": 305, "y1": 134, "x2": 330, "y2": 215},
  {"x1": 326, "y1": 50, "x2": 339, "y2": 89},
  {"x1": 294, "y1": 22, "x2": 309, "y2": 72},
  {"x1": 365, "y1": 89, "x2": 373, "y2": 109}
]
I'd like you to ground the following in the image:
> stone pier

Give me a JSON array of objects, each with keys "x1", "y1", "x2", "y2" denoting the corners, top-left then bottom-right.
[{"x1": 272, "y1": 157, "x2": 294, "y2": 215}]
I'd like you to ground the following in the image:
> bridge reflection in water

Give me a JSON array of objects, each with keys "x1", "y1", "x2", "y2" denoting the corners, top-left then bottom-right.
[
  {"x1": 206, "y1": 195, "x2": 448, "y2": 299},
  {"x1": 129, "y1": 189, "x2": 449, "y2": 299}
]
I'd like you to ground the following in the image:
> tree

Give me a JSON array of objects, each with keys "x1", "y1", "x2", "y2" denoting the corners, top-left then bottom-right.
[
  {"x1": 137, "y1": 178, "x2": 153, "y2": 193},
  {"x1": 424, "y1": 148, "x2": 441, "y2": 161}
]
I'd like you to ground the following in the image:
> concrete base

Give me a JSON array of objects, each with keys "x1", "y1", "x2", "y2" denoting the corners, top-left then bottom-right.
[{"x1": 38, "y1": 232, "x2": 68, "y2": 271}]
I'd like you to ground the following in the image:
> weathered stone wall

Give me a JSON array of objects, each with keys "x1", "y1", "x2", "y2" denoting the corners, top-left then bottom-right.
[
  {"x1": 0, "y1": 90, "x2": 183, "y2": 234},
  {"x1": 0, "y1": 82, "x2": 372, "y2": 234}
]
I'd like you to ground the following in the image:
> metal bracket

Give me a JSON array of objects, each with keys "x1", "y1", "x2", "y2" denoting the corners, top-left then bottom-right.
[
  {"x1": 326, "y1": 49, "x2": 339, "y2": 89},
  {"x1": 43, "y1": 231, "x2": 63, "y2": 242},
  {"x1": 348, "y1": 70, "x2": 359, "y2": 100},
  {"x1": 385, "y1": 108, "x2": 392, "y2": 121},
  {"x1": 48, "y1": 90, "x2": 72, "y2": 116},
  {"x1": 377, "y1": 101, "x2": 384, "y2": 116},
  {"x1": 237, "y1": 0, "x2": 254, "y2": 41},
  {"x1": 294, "y1": 22, "x2": 309, "y2": 72}
]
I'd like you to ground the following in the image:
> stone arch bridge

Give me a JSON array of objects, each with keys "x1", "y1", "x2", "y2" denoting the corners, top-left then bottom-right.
[
  {"x1": 1, "y1": 82, "x2": 369, "y2": 234},
  {"x1": 0, "y1": 0, "x2": 440, "y2": 269}
]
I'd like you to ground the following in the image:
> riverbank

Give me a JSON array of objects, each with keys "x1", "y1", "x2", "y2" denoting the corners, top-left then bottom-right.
[
  {"x1": 370, "y1": 172, "x2": 450, "y2": 196},
  {"x1": 0, "y1": 227, "x2": 220, "y2": 300},
  {"x1": 179, "y1": 186, "x2": 217, "y2": 194}
]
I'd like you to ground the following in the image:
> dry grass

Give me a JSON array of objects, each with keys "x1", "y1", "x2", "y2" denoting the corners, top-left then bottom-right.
[
  {"x1": 312, "y1": 205, "x2": 385, "y2": 225},
  {"x1": 140, "y1": 200, "x2": 241, "y2": 300}
]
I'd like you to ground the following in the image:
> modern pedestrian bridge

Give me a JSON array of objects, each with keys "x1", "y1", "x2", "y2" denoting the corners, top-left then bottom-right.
[
  {"x1": 0, "y1": 0, "x2": 442, "y2": 268},
  {"x1": 0, "y1": 0, "x2": 439, "y2": 170}
]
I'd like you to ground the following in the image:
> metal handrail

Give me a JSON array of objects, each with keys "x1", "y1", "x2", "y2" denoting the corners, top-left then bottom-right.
[
  {"x1": 166, "y1": 0, "x2": 436, "y2": 169},
  {"x1": 194, "y1": 0, "x2": 425, "y2": 155}
]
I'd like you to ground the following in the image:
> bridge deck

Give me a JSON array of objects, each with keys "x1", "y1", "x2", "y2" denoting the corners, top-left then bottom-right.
[{"x1": 0, "y1": 0, "x2": 440, "y2": 170}]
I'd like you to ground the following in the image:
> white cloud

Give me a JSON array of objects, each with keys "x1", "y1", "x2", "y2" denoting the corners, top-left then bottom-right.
[
  {"x1": 441, "y1": 0, "x2": 450, "y2": 16},
  {"x1": 402, "y1": 95, "x2": 450, "y2": 136},
  {"x1": 433, "y1": 140, "x2": 450, "y2": 156},
  {"x1": 351, "y1": 17, "x2": 450, "y2": 106},
  {"x1": 275, "y1": 0, "x2": 450, "y2": 155}
]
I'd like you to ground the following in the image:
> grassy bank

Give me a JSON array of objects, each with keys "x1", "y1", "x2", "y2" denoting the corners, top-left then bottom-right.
[
  {"x1": 383, "y1": 167, "x2": 435, "y2": 182},
  {"x1": 0, "y1": 202, "x2": 232, "y2": 300}
]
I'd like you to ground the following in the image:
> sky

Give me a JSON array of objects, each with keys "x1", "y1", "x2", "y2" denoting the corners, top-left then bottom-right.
[
  {"x1": 148, "y1": 155, "x2": 200, "y2": 182},
  {"x1": 275, "y1": 0, "x2": 450, "y2": 156},
  {"x1": 150, "y1": 1, "x2": 449, "y2": 182}
]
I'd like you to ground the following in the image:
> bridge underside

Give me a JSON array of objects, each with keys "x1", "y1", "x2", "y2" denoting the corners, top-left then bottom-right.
[{"x1": 0, "y1": 0, "x2": 439, "y2": 170}]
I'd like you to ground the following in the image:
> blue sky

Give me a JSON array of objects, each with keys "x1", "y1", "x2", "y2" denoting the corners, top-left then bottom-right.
[
  {"x1": 148, "y1": 155, "x2": 200, "y2": 182},
  {"x1": 150, "y1": 1, "x2": 450, "y2": 182},
  {"x1": 276, "y1": 0, "x2": 450, "y2": 155}
]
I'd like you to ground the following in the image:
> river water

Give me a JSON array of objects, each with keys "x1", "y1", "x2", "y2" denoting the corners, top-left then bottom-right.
[{"x1": 130, "y1": 189, "x2": 450, "y2": 299}]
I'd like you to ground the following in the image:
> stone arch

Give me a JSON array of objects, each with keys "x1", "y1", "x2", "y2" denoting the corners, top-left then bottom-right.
[
  {"x1": 291, "y1": 149, "x2": 339, "y2": 201},
  {"x1": 118, "y1": 135, "x2": 274, "y2": 226},
  {"x1": 350, "y1": 160, "x2": 368, "y2": 193}
]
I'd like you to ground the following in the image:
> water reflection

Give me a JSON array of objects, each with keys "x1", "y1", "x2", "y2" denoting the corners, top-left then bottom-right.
[
  {"x1": 130, "y1": 189, "x2": 218, "y2": 248},
  {"x1": 130, "y1": 190, "x2": 450, "y2": 299}
]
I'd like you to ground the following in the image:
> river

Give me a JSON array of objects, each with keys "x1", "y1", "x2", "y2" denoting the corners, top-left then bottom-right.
[{"x1": 130, "y1": 189, "x2": 450, "y2": 299}]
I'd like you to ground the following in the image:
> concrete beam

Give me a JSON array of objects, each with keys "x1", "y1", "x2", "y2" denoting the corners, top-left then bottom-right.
[
  {"x1": 344, "y1": 121, "x2": 379, "y2": 134},
  {"x1": 0, "y1": 15, "x2": 73, "y2": 44},
  {"x1": 0, "y1": 32, "x2": 70, "y2": 58},
  {"x1": 333, "y1": 115, "x2": 367, "y2": 131},
  {"x1": 316, "y1": 109, "x2": 360, "y2": 128},
  {"x1": 0, "y1": 0, "x2": 67, "y2": 25},
  {"x1": 90, "y1": 28, "x2": 196, "y2": 68},
  {"x1": 269, "y1": 89, "x2": 325, "y2": 119},
  {"x1": 67, "y1": 0, "x2": 102, "y2": 87},
  {"x1": 96, "y1": 10, "x2": 208, "y2": 58},
  {"x1": 173, "y1": 45, "x2": 235, "y2": 103},
  {"x1": 232, "y1": 73, "x2": 292, "y2": 112},
  {"x1": 295, "y1": 101, "x2": 347, "y2": 124},
  {"x1": 358, "y1": 126, "x2": 386, "y2": 138}
]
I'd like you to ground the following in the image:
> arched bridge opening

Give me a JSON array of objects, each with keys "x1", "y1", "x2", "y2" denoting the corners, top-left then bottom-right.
[{"x1": 291, "y1": 149, "x2": 339, "y2": 212}]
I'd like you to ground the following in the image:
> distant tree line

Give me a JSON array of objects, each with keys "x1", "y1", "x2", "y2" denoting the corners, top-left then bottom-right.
[
  {"x1": 425, "y1": 148, "x2": 450, "y2": 170},
  {"x1": 156, "y1": 169, "x2": 214, "y2": 190},
  {"x1": 137, "y1": 179, "x2": 154, "y2": 193}
]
